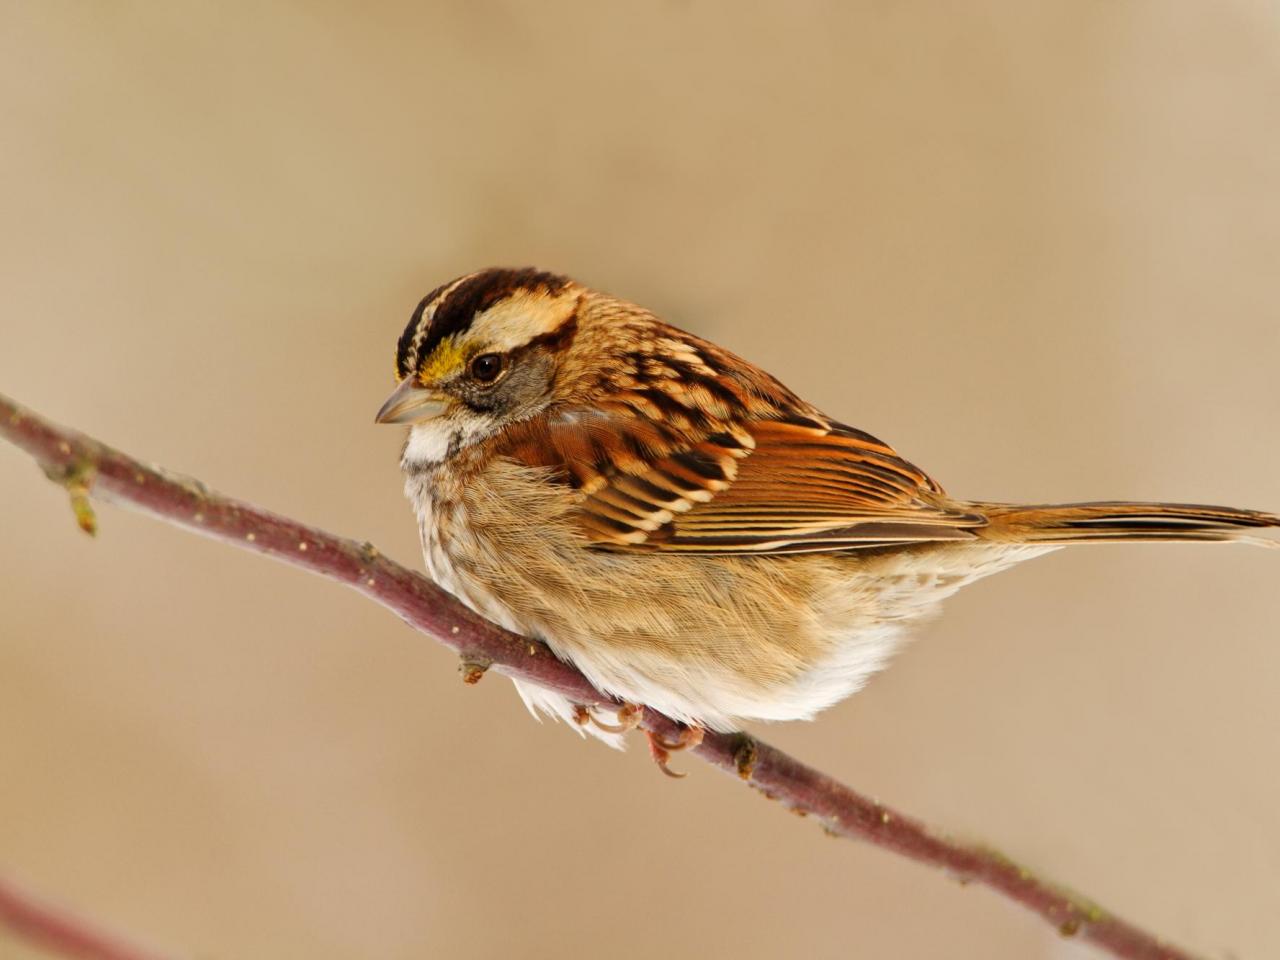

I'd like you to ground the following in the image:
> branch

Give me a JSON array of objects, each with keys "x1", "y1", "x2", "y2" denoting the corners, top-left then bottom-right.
[
  {"x1": 0, "y1": 873, "x2": 179, "y2": 960},
  {"x1": 0, "y1": 392, "x2": 1200, "y2": 960}
]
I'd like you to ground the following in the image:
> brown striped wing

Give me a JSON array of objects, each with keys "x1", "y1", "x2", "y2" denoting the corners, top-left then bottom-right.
[{"x1": 498, "y1": 408, "x2": 986, "y2": 554}]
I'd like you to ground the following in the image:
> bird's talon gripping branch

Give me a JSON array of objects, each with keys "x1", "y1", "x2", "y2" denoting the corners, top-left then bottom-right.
[
  {"x1": 590, "y1": 702, "x2": 643, "y2": 734},
  {"x1": 646, "y1": 733, "x2": 684, "y2": 778},
  {"x1": 572, "y1": 702, "x2": 643, "y2": 734},
  {"x1": 652, "y1": 725, "x2": 705, "y2": 753},
  {"x1": 645, "y1": 725, "x2": 705, "y2": 778}
]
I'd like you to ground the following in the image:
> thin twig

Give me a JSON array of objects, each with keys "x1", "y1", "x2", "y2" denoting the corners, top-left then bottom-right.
[
  {"x1": 0, "y1": 392, "x2": 1201, "y2": 960},
  {"x1": 0, "y1": 873, "x2": 179, "y2": 960}
]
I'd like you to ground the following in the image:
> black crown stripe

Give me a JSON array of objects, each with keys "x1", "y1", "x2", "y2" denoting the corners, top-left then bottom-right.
[{"x1": 394, "y1": 268, "x2": 569, "y2": 379}]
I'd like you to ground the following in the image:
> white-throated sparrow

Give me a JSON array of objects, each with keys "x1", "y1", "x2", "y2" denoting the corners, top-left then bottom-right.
[{"x1": 376, "y1": 268, "x2": 1277, "y2": 770}]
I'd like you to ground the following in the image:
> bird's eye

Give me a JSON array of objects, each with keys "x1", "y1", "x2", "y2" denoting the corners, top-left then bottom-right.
[{"x1": 469, "y1": 353, "x2": 504, "y2": 384}]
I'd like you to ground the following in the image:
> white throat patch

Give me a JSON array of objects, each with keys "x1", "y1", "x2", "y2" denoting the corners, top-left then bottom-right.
[{"x1": 402, "y1": 419, "x2": 458, "y2": 469}]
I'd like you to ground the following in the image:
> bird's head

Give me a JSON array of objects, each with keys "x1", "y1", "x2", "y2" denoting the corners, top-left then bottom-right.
[{"x1": 376, "y1": 268, "x2": 587, "y2": 464}]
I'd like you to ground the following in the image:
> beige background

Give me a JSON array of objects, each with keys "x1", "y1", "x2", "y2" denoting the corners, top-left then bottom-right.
[{"x1": 2, "y1": 3, "x2": 1278, "y2": 958}]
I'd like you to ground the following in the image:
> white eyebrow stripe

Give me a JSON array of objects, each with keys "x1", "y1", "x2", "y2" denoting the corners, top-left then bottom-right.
[{"x1": 463, "y1": 291, "x2": 576, "y2": 354}]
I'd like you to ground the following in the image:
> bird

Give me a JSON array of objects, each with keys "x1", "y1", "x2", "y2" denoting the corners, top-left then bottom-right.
[{"x1": 376, "y1": 267, "x2": 1278, "y2": 774}]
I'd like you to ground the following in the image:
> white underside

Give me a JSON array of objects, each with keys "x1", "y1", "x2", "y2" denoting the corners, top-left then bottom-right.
[
  {"x1": 511, "y1": 544, "x2": 1052, "y2": 749},
  {"x1": 404, "y1": 439, "x2": 1054, "y2": 749}
]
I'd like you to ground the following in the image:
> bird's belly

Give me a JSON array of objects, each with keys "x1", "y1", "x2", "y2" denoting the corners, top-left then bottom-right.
[{"x1": 408, "y1": 469, "x2": 1050, "y2": 732}]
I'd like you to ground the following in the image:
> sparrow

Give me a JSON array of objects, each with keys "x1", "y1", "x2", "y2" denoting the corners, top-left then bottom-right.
[{"x1": 376, "y1": 267, "x2": 1278, "y2": 773}]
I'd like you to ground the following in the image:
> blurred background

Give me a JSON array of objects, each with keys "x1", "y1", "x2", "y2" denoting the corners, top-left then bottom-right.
[{"x1": 2, "y1": 3, "x2": 1278, "y2": 958}]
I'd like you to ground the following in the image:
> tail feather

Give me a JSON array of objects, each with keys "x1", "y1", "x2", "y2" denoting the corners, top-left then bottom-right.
[{"x1": 971, "y1": 501, "x2": 1280, "y2": 547}]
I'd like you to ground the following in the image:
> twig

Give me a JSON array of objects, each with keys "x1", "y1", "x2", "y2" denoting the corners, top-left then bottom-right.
[
  {"x1": 0, "y1": 392, "x2": 1201, "y2": 960},
  {"x1": 0, "y1": 872, "x2": 179, "y2": 960}
]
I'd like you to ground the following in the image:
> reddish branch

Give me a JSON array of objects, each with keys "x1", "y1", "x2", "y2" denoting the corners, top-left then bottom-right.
[
  {"x1": 0, "y1": 391, "x2": 1200, "y2": 960},
  {"x1": 0, "y1": 873, "x2": 179, "y2": 960}
]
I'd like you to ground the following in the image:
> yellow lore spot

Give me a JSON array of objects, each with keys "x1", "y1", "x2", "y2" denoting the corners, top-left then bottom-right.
[{"x1": 418, "y1": 336, "x2": 468, "y2": 383}]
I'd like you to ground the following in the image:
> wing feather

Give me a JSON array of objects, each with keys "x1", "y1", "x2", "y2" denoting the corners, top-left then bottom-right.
[{"x1": 494, "y1": 399, "x2": 984, "y2": 554}]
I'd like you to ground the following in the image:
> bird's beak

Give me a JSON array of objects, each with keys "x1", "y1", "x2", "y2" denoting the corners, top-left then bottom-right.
[{"x1": 374, "y1": 378, "x2": 449, "y2": 424}]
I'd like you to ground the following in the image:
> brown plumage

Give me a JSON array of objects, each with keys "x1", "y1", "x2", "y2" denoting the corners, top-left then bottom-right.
[{"x1": 376, "y1": 267, "x2": 1278, "y2": 752}]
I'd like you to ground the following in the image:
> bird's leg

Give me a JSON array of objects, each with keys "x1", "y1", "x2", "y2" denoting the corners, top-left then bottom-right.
[
  {"x1": 645, "y1": 725, "x2": 705, "y2": 778},
  {"x1": 572, "y1": 702, "x2": 643, "y2": 734},
  {"x1": 570, "y1": 704, "x2": 703, "y2": 776}
]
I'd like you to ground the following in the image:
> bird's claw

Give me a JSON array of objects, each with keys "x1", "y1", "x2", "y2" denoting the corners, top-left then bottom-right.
[
  {"x1": 571, "y1": 705, "x2": 703, "y2": 778},
  {"x1": 572, "y1": 702, "x2": 643, "y2": 735},
  {"x1": 646, "y1": 725, "x2": 705, "y2": 778}
]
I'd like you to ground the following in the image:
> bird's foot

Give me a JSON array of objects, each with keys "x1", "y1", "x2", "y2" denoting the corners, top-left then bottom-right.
[
  {"x1": 570, "y1": 705, "x2": 703, "y2": 776},
  {"x1": 572, "y1": 702, "x2": 643, "y2": 735},
  {"x1": 646, "y1": 725, "x2": 705, "y2": 779}
]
